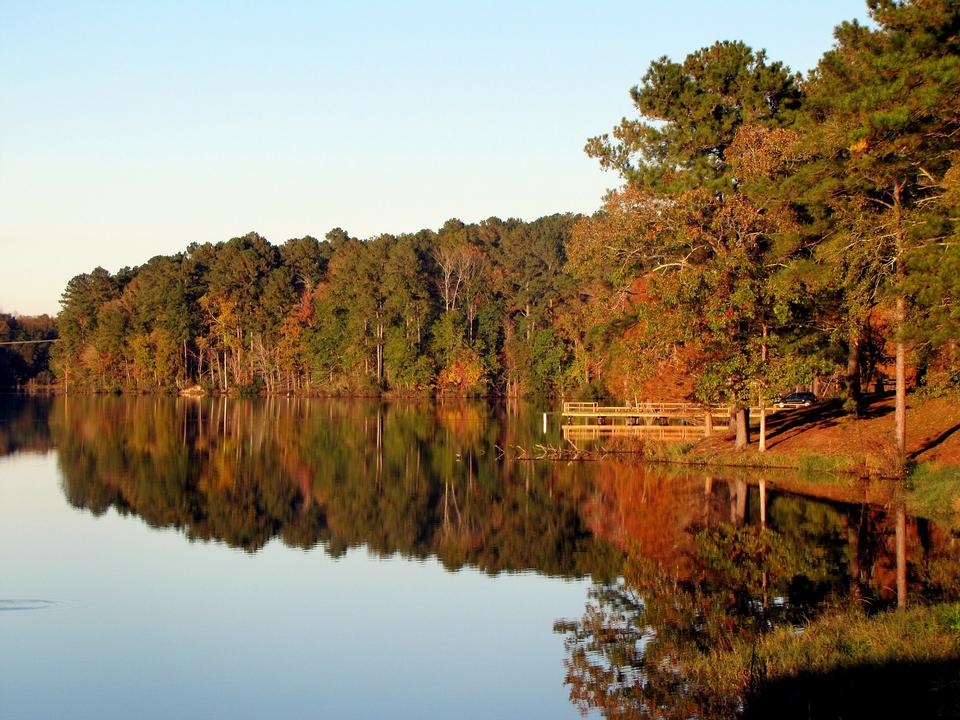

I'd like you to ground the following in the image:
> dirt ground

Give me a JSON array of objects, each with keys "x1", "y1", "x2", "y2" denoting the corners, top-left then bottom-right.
[{"x1": 697, "y1": 392, "x2": 960, "y2": 471}]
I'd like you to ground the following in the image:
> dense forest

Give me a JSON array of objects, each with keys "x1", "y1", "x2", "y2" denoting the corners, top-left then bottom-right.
[
  {"x1": 0, "y1": 313, "x2": 57, "y2": 389},
  {"x1": 53, "y1": 215, "x2": 578, "y2": 398},
  {"x1": 45, "y1": 1, "x2": 960, "y2": 451}
]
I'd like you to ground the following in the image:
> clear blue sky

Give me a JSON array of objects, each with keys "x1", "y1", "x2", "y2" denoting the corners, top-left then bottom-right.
[{"x1": 0, "y1": 0, "x2": 869, "y2": 315}]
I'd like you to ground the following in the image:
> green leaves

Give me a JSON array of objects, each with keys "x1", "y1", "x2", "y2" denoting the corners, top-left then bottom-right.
[{"x1": 587, "y1": 40, "x2": 801, "y2": 193}]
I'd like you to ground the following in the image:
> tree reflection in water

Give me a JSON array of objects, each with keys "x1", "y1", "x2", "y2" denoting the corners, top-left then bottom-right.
[
  {"x1": 44, "y1": 396, "x2": 623, "y2": 577},
  {"x1": 3, "y1": 396, "x2": 959, "y2": 717},
  {"x1": 557, "y1": 464, "x2": 960, "y2": 719}
]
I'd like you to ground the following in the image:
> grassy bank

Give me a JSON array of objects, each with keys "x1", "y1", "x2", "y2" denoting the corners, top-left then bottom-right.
[
  {"x1": 688, "y1": 604, "x2": 960, "y2": 719},
  {"x1": 906, "y1": 463, "x2": 960, "y2": 525}
]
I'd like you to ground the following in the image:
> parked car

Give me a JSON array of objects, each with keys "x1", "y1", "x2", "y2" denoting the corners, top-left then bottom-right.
[{"x1": 776, "y1": 391, "x2": 817, "y2": 408}]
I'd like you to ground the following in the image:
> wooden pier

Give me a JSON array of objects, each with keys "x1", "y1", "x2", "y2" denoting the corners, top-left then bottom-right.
[
  {"x1": 560, "y1": 401, "x2": 776, "y2": 441},
  {"x1": 563, "y1": 423, "x2": 714, "y2": 442}
]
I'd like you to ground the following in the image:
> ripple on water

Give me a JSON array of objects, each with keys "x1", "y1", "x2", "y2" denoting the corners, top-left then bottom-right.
[{"x1": 0, "y1": 599, "x2": 56, "y2": 611}]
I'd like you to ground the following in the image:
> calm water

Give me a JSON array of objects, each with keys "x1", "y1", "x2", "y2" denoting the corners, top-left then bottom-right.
[{"x1": 0, "y1": 396, "x2": 956, "y2": 719}]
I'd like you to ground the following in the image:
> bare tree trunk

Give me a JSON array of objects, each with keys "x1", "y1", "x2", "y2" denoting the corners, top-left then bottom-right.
[
  {"x1": 377, "y1": 341, "x2": 383, "y2": 383},
  {"x1": 376, "y1": 321, "x2": 384, "y2": 384}
]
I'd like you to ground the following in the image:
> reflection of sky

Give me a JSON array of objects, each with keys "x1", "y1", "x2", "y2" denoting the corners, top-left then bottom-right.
[{"x1": 0, "y1": 454, "x2": 595, "y2": 719}]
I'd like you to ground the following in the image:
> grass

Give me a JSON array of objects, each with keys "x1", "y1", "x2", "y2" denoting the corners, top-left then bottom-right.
[
  {"x1": 675, "y1": 445, "x2": 858, "y2": 476},
  {"x1": 907, "y1": 462, "x2": 960, "y2": 525},
  {"x1": 642, "y1": 440, "x2": 698, "y2": 462},
  {"x1": 684, "y1": 604, "x2": 960, "y2": 716},
  {"x1": 757, "y1": 604, "x2": 960, "y2": 676},
  {"x1": 795, "y1": 452, "x2": 857, "y2": 476}
]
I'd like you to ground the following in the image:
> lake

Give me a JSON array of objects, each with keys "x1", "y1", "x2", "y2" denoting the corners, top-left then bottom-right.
[{"x1": 1, "y1": 396, "x2": 956, "y2": 719}]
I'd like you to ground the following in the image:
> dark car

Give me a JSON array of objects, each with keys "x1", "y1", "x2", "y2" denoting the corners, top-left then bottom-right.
[{"x1": 776, "y1": 391, "x2": 817, "y2": 408}]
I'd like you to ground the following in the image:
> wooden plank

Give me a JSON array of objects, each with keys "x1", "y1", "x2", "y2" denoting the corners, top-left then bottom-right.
[
  {"x1": 562, "y1": 424, "x2": 724, "y2": 441},
  {"x1": 561, "y1": 402, "x2": 779, "y2": 419}
]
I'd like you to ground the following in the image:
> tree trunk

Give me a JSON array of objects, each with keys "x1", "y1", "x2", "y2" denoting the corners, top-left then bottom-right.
[
  {"x1": 376, "y1": 321, "x2": 384, "y2": 384},
  {"x1": 758, "y1": 398, "x2": 767, "y2": 452},
  {"x1": 895, "y1": 295, "x2": 907, "y2": 457},
  {"x1": 759, "y1": 325, "x2": 768, "y2": 452},
  {"x1": 377, "y1": 341, "x2": 383, "y2": 384},
  {"x1": 845, "y1": 326, "x2": 862, "y2": 404},
  {"x1": 894, "y1": 181, "x2": 907, "y2": 460},
  {"x1": 735, "y1": 406, "x2": 750, "y2": 450}
]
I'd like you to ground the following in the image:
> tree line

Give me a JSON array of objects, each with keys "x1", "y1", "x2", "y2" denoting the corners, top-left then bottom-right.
[
  {"x1": 53, "y1": 216, "x2": 579, "y2": 397},
  {"x1": 568, "y1": 0, "x2": 960, "y2": 452},
  {"x1": 50, "y1": 0, "x2": 960, "y2": 455},
  {"x1": 0, "y1": 313, "x2": 57, "y2": 389}
]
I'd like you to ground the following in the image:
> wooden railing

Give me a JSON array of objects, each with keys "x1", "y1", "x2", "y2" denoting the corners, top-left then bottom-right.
[
  {"x1": 561, "y1": 401, "x2": 778, "y2": 417},
  {"x1": 562, "y1": 402, "x2": 600, "y2": 412},
  {"x1": 561, "y1": 401, "x2": 724, "y2": 417},
  {"x1": 562, "y1": 424, "x2": 721, "y2": 441}
]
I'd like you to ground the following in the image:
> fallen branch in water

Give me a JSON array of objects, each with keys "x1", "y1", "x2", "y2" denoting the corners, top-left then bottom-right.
[{"x1": 507, "y1": 443, "x2": 607, "y2": 461}]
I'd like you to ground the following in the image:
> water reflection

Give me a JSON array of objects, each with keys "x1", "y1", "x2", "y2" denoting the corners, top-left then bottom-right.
[
  {"x1": 3, "y1": 396, "x2": 957, "y2": 595},
  {"x1": 0, "y1": 394, "x2": 54, "y2": 456},
  {"x1": 0, "y1": 599, "x2": 56, "y2": 611},
  {"x1": 3, "y1": 397, "x2": 959, "y2": 717},
  {"x1": 46, "y1": 396, "x2": 622, "y2": 578},
  {"x1": 558, "y1": 461, "x2": 960, "y2": 719}
]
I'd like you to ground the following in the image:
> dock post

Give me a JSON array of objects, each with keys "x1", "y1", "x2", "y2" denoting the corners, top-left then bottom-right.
[{"x1": 704, "y1": 410, "x2": 713, "y2": 437}]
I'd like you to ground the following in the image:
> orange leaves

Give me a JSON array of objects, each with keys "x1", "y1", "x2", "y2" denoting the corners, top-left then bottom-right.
[
  {"x1": 849, "y1": 137, "x2": 870, "y2": 154},
  {"x1": 436, "y1": 350, "x2": 486, "y2": 395},
  {"x1": 728, "y1": 124, "x2": 807, "y2": 180}
]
